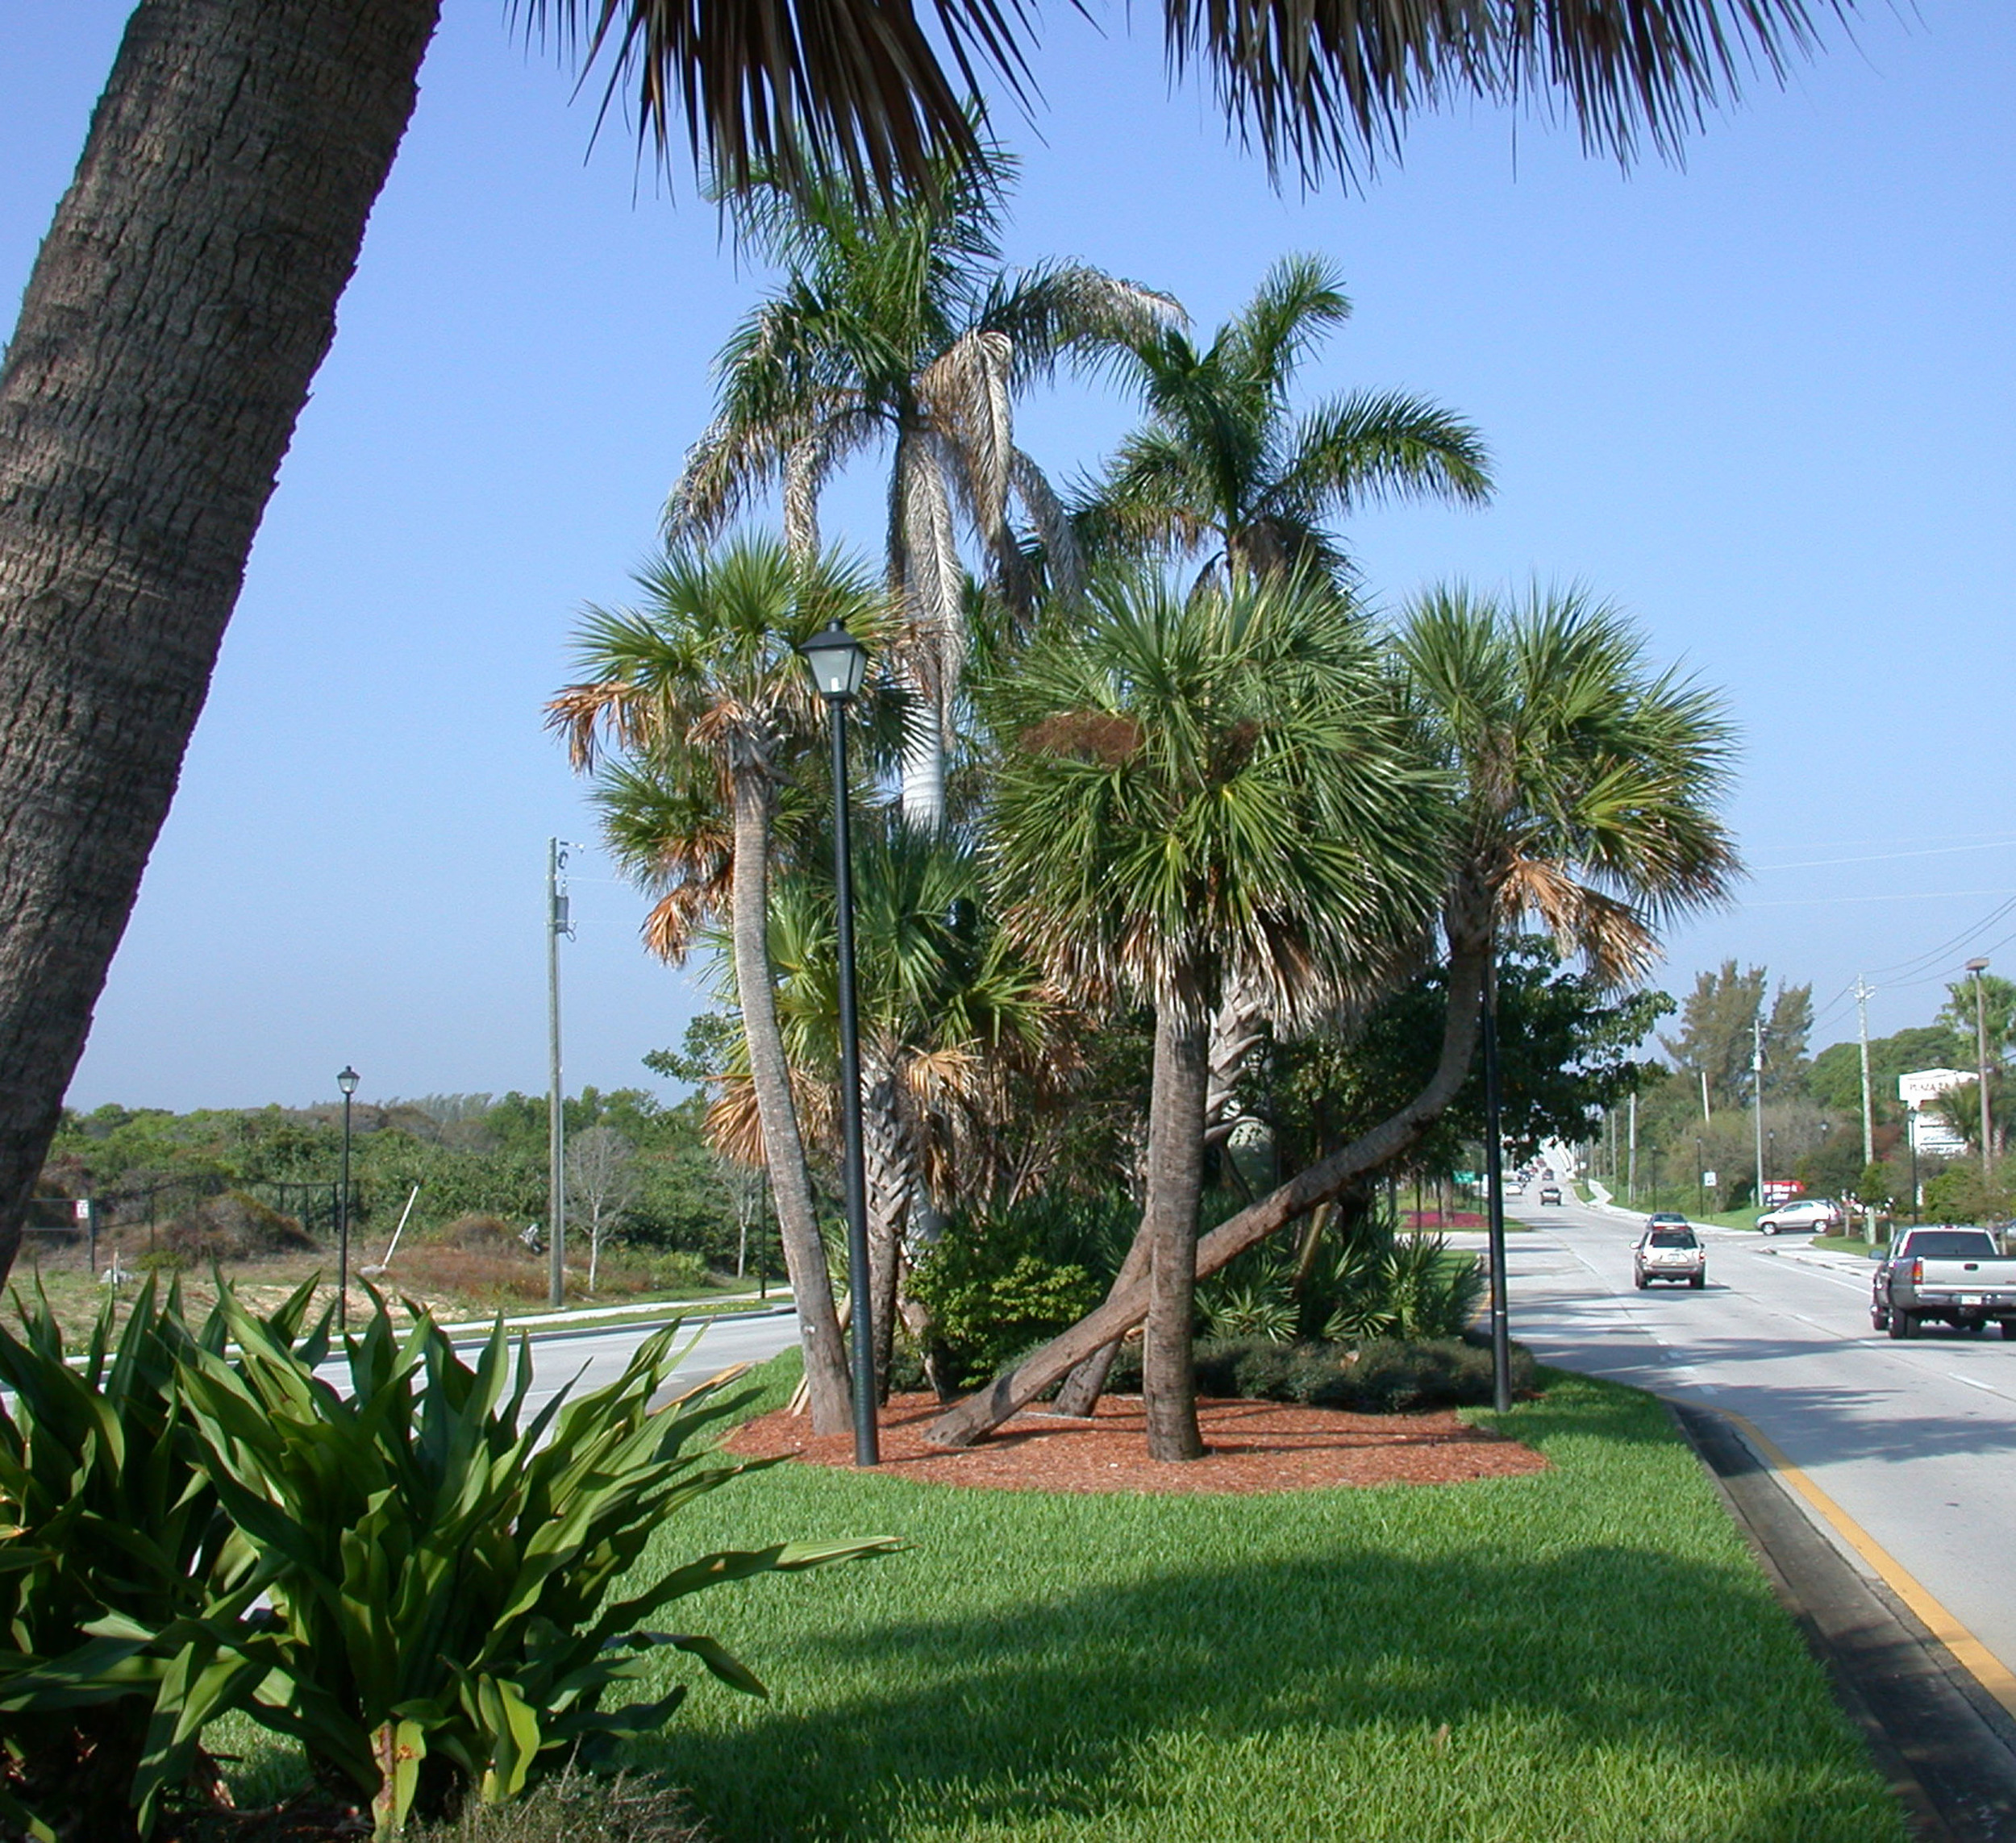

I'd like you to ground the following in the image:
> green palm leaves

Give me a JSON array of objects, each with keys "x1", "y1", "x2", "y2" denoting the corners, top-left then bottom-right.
[
  {"x1": 668, "y1": 152, "x2": 1180, "y2": 823},
  {"x1": 985, "y1": 564, "x2": 1448, "y2": 1021},
  {"x1": 1081, "y1": 254, "x2": 1490, "y2": 585},
  {"x1": 1396, "y1": 582, "x2": 1741, "y2": 980}
]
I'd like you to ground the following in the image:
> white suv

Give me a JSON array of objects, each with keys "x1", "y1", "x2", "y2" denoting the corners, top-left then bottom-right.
[{"x1": 1755, "y1": 1197, "x2": 1842, "y2": 1236}]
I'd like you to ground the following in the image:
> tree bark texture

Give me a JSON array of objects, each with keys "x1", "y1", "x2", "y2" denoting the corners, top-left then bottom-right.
[
  {"x1": 924, "y1": 884, "x2": 1494, "y2": 1449},
  {"x1": 730, "y1": 769, "x2": 854, "y2": 1432},
  {"x1": 860, "y1": 1053, "x2": 914, "y2": 1397},
  {"x1": 0, "y1": 0, "x2": 444, "y2": 1282},
  {"x1": 1142, "y1": 1004, "x2": 1210, "y2": 1461}
]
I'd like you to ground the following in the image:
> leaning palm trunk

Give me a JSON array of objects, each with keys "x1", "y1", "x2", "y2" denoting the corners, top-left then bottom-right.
[
  {"x1": 1143, "y1": 1002, "x2": 1211, "y2": 1460},
  {"x1": 730, "y1": 768, "x2": 853, "y2": 1432},
  {"x1": 926, "y1": 891, "x2": 1492, "y2": 1448},
  {"x1": 0, "y1": 0, "x2": 441, "y2": 1284}
]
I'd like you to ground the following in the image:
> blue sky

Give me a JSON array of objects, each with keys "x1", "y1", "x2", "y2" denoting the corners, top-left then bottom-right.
[{"x1": 6, "y1": 2, "x2": 2014, "y2": 1111}]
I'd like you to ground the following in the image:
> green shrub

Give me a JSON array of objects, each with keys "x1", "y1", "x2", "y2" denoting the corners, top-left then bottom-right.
[
  {"x1": 161, "y1": 1191, "x2": 314, "y2": 1263},
  {"x1": 0, "y1": 1275, "x2": 332, "y2": 1843},
  {"x1": 151, "y1": 1295, "x2": 897, "y2": 1839},
  {"x1": 906, "y1": 1196, "x2": 1122, "y2": 1387},
  {"x1": 1110, "y1": 1333, "x2": 1531, "y2": 1414}
]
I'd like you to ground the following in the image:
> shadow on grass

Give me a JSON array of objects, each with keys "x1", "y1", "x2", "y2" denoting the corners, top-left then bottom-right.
[{"x1": 638, "y1": 1376, "x2": 1888, "y2": 1841}]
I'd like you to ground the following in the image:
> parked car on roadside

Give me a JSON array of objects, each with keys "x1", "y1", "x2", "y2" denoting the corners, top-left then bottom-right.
[
  {"x1": 1635, "y1": 1224, "x2": 1706, "y2": 1289},
  {"x1": 1871, "y1": 1226, "x2": 2016, "y2": 1338},
  {"x1": 1755, "y1": 1197, "x2": 1841, "y2": 1236}
]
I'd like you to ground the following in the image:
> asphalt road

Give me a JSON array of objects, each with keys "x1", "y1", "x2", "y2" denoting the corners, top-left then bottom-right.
[
  {"x1": 504, "y1": 1306, "x2": 803, "y2": 1419},
  {"x1": 1504, "y1": 1188, "x2": 2016, "y2": 1682}
]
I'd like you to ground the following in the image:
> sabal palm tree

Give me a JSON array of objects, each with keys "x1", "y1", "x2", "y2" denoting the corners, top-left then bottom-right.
[
  {"x1": 982, "y1": 564, "x2": 1448, "y2": 1458},
  {"x1": 927, "y1": 579, "x2": 1741, "y2": 1450},
  {"x1": 1395, "y1": 582, "x2": 1741, "y2": 978},
  {"x1": 1079, "y1": 254, "x2": 1490, "y2": 586},
  {"x1": 709, "y1": 822, "x2": 1053, "y2": 1392},
  {"x1": 548, "y1": 533, "x2": 893, "y2": 1435},
  {"x1": 0, "y1": 0, "x2": 1854, "y2": 1284},
  {"x1": 668, "y1": 146, "x2": 1181, "y2": 829}
]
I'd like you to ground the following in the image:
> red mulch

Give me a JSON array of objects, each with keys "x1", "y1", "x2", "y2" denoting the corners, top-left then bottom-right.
[{"x1": 723, "y1": 1391, "x2": 1547, "y2": 1494}]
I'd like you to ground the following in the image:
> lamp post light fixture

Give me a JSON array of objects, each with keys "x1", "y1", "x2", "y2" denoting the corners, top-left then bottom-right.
[
  {"x1": 1966, "y1": 957, "x2": 1992, "y2": 1177},
  {"x1": 336, "y1": 1065, "x2": 359, "y2": 1329},
  {"x1": 798, "y1": 621, "x2": 877, "y2": 1466}
]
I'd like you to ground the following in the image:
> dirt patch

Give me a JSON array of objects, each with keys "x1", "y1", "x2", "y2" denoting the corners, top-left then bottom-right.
[{"x1": 724, "y1": 1391, "x2": 1547, "y2": 1494}]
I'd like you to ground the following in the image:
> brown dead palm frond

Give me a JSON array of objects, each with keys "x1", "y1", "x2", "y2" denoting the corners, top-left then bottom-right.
[{"x1": 1497, "y1": 855, "x2": 1656, "y2": 987}]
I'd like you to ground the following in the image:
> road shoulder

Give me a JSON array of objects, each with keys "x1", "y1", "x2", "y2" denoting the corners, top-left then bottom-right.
[{"x1": 1672, "y1": 1397, "x2": 2016, "y2": 1842}]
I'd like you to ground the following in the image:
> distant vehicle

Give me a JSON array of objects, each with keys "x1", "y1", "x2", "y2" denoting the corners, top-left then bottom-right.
[
  {"x1": 1872, "y1": 1227, "x2": 2016, "y2": 1339},
  {"x1": 1755, "y1": 1198, "x2": 1841, "y2": 1236},
  {"x1": 1635, "y1": 1225, "x2": 1706, "y2": 1289},
  {"x1": 1645, "y1": 1212, "x2": 1692, "y2": 1231},
  {"x1": 1539, "y1": 1184, "x2": 1562, "y2": 1205}
]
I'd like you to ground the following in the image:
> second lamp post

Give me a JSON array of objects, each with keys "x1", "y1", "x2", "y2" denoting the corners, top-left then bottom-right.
[
  {"x1": 798, "y1": 622, "x2": 879, "y2": 1467},
  {"x1": 336, "y1": 1064, "x2": 359, "y2": 1329}
]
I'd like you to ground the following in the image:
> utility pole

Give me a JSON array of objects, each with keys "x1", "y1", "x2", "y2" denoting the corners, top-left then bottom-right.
[
  {"x1": 1698, "y1": 1067, "x2": 1711, "y2": 1126},
  {"x1": 1752, "y1": 1011, "x2": 1768, "y2": 1210},
  {"x1": 1966, "y1": 957, "x2": 1992, "y2": 1179},
  {"x1": 547, "y1": 838, "x2": 574, "y2": 1308},
  {"x1": 1855, "y1": 976, "x2": 1876, "y2": 1168},
  {"x1": 1627, "y1": 1091, "x2": 1639, "y2": 1206}
]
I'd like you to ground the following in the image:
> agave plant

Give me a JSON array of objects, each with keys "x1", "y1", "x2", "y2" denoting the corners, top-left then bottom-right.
[
  {"x1": 0, "y1": 1275, "x2": 332, "y2": 1842},
  {"x1": 140, "y1": 1292, "x2": 897, "y2": 1839}
]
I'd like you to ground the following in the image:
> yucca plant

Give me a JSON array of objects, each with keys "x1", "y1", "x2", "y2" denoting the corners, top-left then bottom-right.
[
  {"x1": 151, "y1": 1291, "x2": 895, "y2": 1841},
  {"x1": 0, "y1": 1275, "x2": 332, "y2": 1843}
]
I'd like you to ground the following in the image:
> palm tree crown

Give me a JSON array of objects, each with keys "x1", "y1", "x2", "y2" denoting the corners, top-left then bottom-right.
[
  {"x1": 1395, "y1": 581, "x2": 1742, "y2": 982},
  {"x1": 667, "y1": 146, "x2": 1180, "y2": 824},
  {"x1": 1080, "y1": 254, "x2": 1490, "y2": 585},
  {"x1": 985, "y1": 564, "x2": 1449, "y2": 1022}
]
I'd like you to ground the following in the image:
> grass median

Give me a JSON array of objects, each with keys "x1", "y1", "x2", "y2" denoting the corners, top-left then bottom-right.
[{"x1": 622, "y1": 1356, "x2": 1905, "y2": 1842}]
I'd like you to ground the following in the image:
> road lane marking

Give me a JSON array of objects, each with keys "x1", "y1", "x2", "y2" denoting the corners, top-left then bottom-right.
[{"x1": 1721, "y1": 1408, "x2": 2016, "y2": 1722}]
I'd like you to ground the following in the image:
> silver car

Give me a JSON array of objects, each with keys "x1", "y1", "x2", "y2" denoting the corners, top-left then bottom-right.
[{"x1": 1635, "y1": 1225, "x2": 1706, "y2": 1289}]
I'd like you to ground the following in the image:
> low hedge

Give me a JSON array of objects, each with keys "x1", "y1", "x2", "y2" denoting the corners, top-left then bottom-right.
[{"x1": 1106, "y1": 1332, "x2": 1533, "y2": 1413}]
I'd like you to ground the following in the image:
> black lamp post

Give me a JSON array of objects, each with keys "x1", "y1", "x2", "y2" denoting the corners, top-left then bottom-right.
[
  {"x1": 336, "y1": 1065, "x2": 359, "y2": 1329},
  {"x1": 1478, "y1": 946, "x2": 1513, "y2": 1414},
  {"x1": 798, "y1": 622, "x2": 878, "y2": 1467}
]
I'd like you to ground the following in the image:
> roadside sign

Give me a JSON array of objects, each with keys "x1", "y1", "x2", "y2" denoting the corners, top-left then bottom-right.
[{"x1": 1701, "y1": 1171, "x2": 1717, "y2": 1188}]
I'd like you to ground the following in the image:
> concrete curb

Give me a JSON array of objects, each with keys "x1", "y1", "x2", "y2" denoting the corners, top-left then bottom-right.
[{"x1": 1671, "y1": 1399, "x2": 2016, "y2": 1841}]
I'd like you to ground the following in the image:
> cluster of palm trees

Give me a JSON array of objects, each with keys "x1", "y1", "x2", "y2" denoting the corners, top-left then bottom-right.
[{"x1": 550, "y1": 148, "x2": 1739, "y2": 1460}]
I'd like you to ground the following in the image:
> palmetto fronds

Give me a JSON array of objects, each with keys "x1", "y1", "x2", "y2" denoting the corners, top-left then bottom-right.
[
  {"x1": 985, "y1": 564, "x2": 1451, "y2": 1023},
  {"x1": 1079, "y1": 254, "x2": 1489, "y2": 584},
  {"x1": 524, "y1": 1, "x2": 1847, "y2": 202},
  {"x1": 1397, "y1": 581, "x2": 1741, "y2": 983}
]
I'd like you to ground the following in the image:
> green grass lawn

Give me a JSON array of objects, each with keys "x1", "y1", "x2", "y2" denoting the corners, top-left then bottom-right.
[{"x1": 602, "y1": 1355, "x2": 1904, "y2": 1843}]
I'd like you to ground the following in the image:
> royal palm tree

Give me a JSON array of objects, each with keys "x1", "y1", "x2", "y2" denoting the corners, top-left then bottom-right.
[
  {"x1": 0, "y1": 0, "x2": 1853, "y2": 1283},
  {"x1": 928, "y1": 579, "x2": 1739, "y2": 1449},
  {"x1": 981, "y1": 564, "x2": 1448, "y2": 1457},
  {"x1": 548, "y1": 534, "x2": 893, "y2": 1435},
  {"x1": 1077, "y1": 254, "x2": 1491, "y2": 586},
  {"x1": 668, "y1": 147, "x2": 1181, "y2": 828}
]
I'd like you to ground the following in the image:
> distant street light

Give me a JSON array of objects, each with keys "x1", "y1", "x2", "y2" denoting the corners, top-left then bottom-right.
[
  {"x1": 1966, "y1": 957, "x2": 1992, "y2": 1177},
  {"x1": 798, "y1": 621, "x2": 877, "y2": 1467},
  {"x1": 336, "y1": 1065, "x2": 359, "y2": 1329}
]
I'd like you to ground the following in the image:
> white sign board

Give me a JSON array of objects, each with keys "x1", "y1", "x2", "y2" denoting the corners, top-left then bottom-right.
[
  {"x1": 1700, "y1": 1170, "x2": 1718, "y2": 1188},
  {"x1": 1911, "y1": 1111, "x2": 1971, "y2": 1158},
  {"x1": 1898, "y1": 1067, "x2": 1976, "y2": 1109}
]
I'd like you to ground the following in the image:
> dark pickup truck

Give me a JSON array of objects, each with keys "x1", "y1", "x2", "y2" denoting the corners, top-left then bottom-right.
[{"x1": 1871, "y1": 1227, "x2": 2016, "y2": 1340}]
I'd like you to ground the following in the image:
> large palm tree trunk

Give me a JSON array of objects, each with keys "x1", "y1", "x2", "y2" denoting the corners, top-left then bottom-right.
[
  {"x1": 1142, "y1": 1004, "x2": 1210, "y2": 1460},
  {"x1": 730, "y1": 770, "x2": 853, "y2": 1431},
  {"x1": 0, "y1": 0, "x2": 443, "y2": 1284},
  {"x1": 926, "y1": 891, "x2": 1493, "y2": 1448}
]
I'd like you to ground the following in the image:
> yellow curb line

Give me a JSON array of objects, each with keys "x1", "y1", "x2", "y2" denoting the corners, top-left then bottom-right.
[{"x1": 1722, "y1": 1407, "x2": 2016, "y2": 1723}]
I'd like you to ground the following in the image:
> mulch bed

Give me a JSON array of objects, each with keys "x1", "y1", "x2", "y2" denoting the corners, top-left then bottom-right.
[{"x1": 723, "y1": 1391, "x2": 1547, "y2": 1494}]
